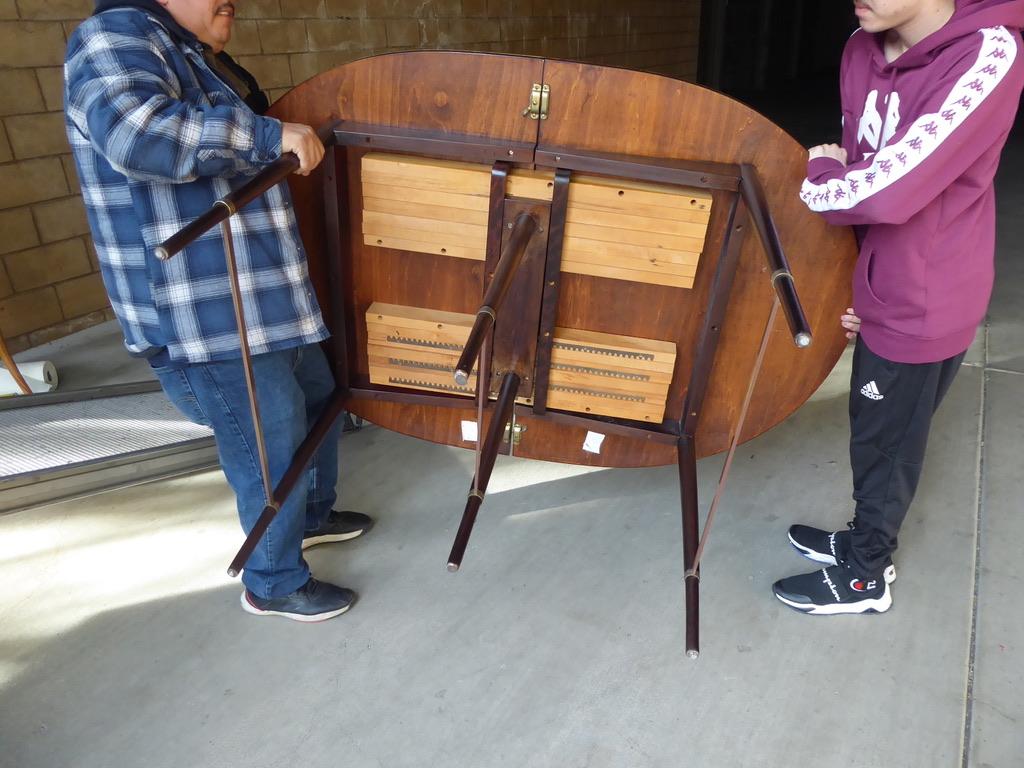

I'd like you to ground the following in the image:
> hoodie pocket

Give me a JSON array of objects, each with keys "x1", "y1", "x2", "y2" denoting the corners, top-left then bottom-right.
[
  {"x1": 853, "y1": 245, "x2": 927, "y2": 331},
  {"x1": 858, "y1": 247, "x2": 885, "y2": 306}
]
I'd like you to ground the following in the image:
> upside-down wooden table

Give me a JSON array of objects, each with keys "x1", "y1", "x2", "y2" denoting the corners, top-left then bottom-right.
[{"x1": 158, "y1": 51, "x2": 857, "y2": 657}]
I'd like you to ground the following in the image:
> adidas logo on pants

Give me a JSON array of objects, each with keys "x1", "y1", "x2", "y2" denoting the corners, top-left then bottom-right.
[{"x1": 860, "y1": 380, "x2": 884, "y2": 400}]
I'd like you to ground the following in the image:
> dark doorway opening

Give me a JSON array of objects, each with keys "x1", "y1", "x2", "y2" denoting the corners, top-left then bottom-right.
[{"x1": 698, "y1": 0, "x2": 858, "y2": 145}]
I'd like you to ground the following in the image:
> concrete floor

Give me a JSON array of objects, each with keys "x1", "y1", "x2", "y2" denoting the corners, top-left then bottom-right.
[{"x1": 2, "y1": 132, "x2": 1022, "y2": 768}]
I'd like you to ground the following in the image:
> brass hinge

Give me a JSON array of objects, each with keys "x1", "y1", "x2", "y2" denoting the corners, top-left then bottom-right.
[
  {"x1": 502, "y1": 422, "x2": 527, "y2": 446},
  {"x1": 522, "y1": 83, "x2": 550, "y2": 120}
]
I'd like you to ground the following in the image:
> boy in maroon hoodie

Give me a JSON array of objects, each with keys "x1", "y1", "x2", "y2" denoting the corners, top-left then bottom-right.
[{"x1": 772, "y1": 0, "x2": 1024, "y2": 614}]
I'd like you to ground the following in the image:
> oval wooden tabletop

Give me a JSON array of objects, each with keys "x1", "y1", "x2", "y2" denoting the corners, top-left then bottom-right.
[{"x1": 270, "y1": 51, "x2": 857, "y2": 467}]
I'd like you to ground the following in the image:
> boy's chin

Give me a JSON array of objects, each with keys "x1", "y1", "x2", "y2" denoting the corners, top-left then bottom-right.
[{"x1": 858, "y1": 20, "x2": 889, "y2": 33}]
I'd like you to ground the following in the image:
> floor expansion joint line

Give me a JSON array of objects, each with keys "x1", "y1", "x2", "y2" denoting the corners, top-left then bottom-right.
[
  {"x1": 960, "y1": 325, "x2": 989, "y2": 768},
  {"x1": 979, "y1": 365, "x2": 1024, "y2": 376}
]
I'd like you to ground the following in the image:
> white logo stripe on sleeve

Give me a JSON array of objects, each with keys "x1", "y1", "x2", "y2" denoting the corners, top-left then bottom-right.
[{"x1": 801, "y1": 27, "x2": 1017, "y2": 212}]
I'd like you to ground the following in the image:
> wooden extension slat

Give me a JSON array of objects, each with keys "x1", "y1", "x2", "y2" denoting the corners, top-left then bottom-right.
[
  {"x1": 361, "y1": 154, "x2": 710, "y2": 208},
  {"x1": 361, "y1": 183, "x2": 491, "y2": 212},
  {"x1": 369, "y1": 357, "x2": 476, "y2": 384},
  {"x1": 559, "y1": 173, "x2": 711, "y2": 290},
  {"x1": 362, "y1": 211, "x2": 488, "y2": 241},
  {"x1": 366, "y1": 306, "x2": 473, "y2": 355},
  {"x1": 370, "y1": 303, "x2": 474, "y2": 329},
  {"x1": 565, "y1": 203, "x2": 710, "y2": 234},
  {"x1": 364, "y1": 302, "x2": 677, "y2": 421},
  {"x1": 563, "y1": 219, "x2": 708, "y2": 246},
  {"x1": 366, "y1": 329, "x2": 469, "y2": 350},
  {"x1": 367, "y1": 343, "x2": 461, "y2": 366},
  {"x1": 361, "y1": 153, "x2": 712, "y2": 291},
  {"x1": 559, "y1": 260, "x2": 695, "y2": 289},
  {"x1": 565, "y1": 241, "x2": 700, "y2": 272},
  {"x1": 571, "y1": 173, "x2": 712, "y2": 211},
  {"x1": 548, "y1": 352, "x2": 675, "y2": 378},
  {"x1": 360, "y1": 171, "x2": 487, "y2": 196},
  {"x1": 562, "y1": 236, "x2": 702, "y2": 266},
  {"x1": 362, "y1": 154, "x2": 490, "y2": 192},
  {"x1": 568, "y1": 198, "x2": 708, "y2": 223},
  {"x1": 551, "y1": 326, "x2": 677, "y2": 371},
  {"x1": 563, "y1": 248, "x2": 700, "y2": 276},
  {"x1": 548, "y1": 366, "x2": 670, "y2": 396},
  {"x1": 367, "y1": 303, "x2": 474, "y2": 340},
  {"x1": 363, "y1": 234, "x2": 484, "y2": 261},
  {"x1": 545, "y1": 386, "x2": 664, "y2": 423},
  {"x1": 366, "y1": 302, "x2": 476, "y2": 397},
  {"x1": 506, "y1": 170, "x2": 555, "y2": 201},
  {"x1": 363, "y1": 221, "x2": 487, "y2": 250},
  {"x1": 364, "y1": 196, "x2": 489, "y2": 226},
  {"x1": 546, "y1": 325, "x2": 677, "y2": 422},
  {"x1": 369, "y1": 365, "x2": 477, "y2": 397}
]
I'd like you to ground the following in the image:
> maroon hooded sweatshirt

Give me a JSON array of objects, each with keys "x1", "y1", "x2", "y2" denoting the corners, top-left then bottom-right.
[{"x1": 801, "y1": 0, "x2": 1024, "y2": 363}]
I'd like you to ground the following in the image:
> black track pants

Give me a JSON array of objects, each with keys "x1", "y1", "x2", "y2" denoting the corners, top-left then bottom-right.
[{"x1": 847, "y1": 336, "x2": 966, "y2": 577}]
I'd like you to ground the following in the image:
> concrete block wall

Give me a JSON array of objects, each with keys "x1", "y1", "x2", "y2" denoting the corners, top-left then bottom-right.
[
  {"x1": 237, "y1": 0, "x2": 702, "y2": 103},
  {"x1": 0, "y1": 0, "x2": 113, "y2": 354},
  {"x1": 0, "y1": 0, "x2": 701, "y2": 353}
]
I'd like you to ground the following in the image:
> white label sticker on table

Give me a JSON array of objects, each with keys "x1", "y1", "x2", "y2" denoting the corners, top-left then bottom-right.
[
  {"x1": 583, "y1": 431, "x2": 605, "y2": 454},
  {"x1": 461, "y1": 420, "x2": 478, "y2": 442}
]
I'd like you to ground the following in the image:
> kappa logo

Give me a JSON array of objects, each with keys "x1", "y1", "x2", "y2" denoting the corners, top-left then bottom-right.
[
  {"x1": 860, "y1": 380, "x2": 884, "y2": 400},
  {"x1": 857, "y1": 89, "x2": 902, "y2": 151}
]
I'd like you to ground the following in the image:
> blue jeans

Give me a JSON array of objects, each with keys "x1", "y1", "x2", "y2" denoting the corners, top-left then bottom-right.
[{"x1": 152, "y1": 343, "x2": 340, "y2": 598}]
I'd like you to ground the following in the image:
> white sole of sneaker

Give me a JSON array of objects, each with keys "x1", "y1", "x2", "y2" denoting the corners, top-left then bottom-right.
[
  {"x1": 787, "y1": 533, "x2": 897, "y2": 585},
  {"x1": 301, "y1": 530, "x2": 364, "y2": 550},
  {"x1": 240, "y1": 591, "x2": 353, "y2": 622},
  {"x1": 773, "y1": 584, "x2": 893, "y2": 615}
]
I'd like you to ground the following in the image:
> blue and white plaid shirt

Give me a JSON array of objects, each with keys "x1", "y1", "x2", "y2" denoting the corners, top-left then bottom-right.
[{"x1": 64, "y1": 7, "x2": 328, "y2": 364}]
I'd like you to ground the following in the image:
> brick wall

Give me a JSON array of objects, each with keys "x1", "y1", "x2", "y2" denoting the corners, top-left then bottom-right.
[
  {"x1": 239, "y1": 1, "x2": 703, "y2": 103},
  {"x1": 0, "y1": 0, "x2": 112, "y2": 354},
  {"x1": 0, "y1": 0, "x2": 701, "y2": 353}
]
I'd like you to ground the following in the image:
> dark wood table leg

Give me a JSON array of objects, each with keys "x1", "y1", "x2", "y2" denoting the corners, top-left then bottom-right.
[
  {"x1": 679, "y1": 434, "x2": 700, "y2": 659},
  {"x1": 447, "y1": 371, "x2": 521, "y2": 571}
]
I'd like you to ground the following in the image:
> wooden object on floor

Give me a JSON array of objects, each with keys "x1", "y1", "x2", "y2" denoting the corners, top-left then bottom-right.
[{"x1": 0, "y1": 333, "x2": 31, "y2": 396}]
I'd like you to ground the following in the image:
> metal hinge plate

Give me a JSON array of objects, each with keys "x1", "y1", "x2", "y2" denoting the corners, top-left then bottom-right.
[
  {"x1": 522, "y1": 83, "x2": 550, "y2": 120},
  {"x1": 502, "y1": 422, "x2": 527, "y2": 446}
]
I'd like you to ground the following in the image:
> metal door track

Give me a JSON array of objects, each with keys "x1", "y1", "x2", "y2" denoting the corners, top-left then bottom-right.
[{"x1": 0, "y1": 385, "x2": 218, "y2": 513}]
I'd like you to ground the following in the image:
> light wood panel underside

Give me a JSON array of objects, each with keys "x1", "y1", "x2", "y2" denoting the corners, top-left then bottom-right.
[
  {"x1": 361, "y1": 153, "x2": 712, "y2": 289},
  {"x1": 366, "y1": 302, "x2": 677, "y2": 422}
]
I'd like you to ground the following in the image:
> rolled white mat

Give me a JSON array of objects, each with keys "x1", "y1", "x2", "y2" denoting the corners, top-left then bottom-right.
[{"x1": 0, "y1": 360, "x2": 59, "y2": 396}]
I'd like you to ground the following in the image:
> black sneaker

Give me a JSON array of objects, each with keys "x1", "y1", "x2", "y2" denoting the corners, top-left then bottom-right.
[
  {"x1": 241, "y1": 577, "x2": 357, "y2": 622},
  {"x1": 772, "y1": 563, "x2": 892, "y2": 615},
  {"x1": 302, "y1": 510, "x2": 374, "y2": 550},
  {"x1": 788, "y1": 523, "x2": 896, "y2": 584}
]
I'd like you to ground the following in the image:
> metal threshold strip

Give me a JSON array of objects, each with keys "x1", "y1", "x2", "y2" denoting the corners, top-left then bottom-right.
[{"x1": 0, "y1": 383, "x2": 219, "y2": 513}]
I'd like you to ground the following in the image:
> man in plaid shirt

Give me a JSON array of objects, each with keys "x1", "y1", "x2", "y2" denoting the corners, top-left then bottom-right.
[{"x1": 65, "y1": 0, "x2": 371, "y2": 622}]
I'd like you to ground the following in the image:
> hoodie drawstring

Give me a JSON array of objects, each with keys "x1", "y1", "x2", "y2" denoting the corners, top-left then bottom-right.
[{"x1": 880, "y1": 66, "x2": 899, "y2": 147}]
